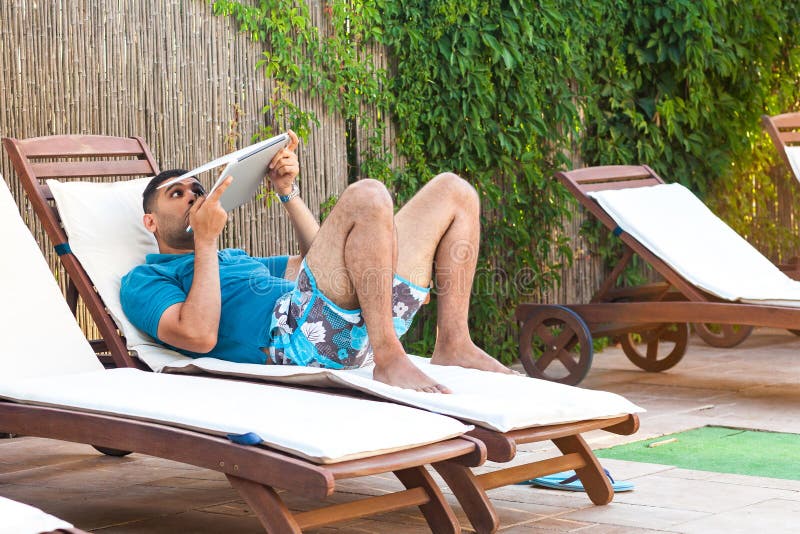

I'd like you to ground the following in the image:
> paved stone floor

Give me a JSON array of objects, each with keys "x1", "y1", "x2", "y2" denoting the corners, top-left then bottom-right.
[{"x1": 2, "y1": 328, "x2": 799, "y2": 532}]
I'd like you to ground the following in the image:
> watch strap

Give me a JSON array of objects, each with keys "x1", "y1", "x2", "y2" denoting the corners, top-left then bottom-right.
[{"x1": 278, "y1": 182, "x2": 300, "y2": 203}]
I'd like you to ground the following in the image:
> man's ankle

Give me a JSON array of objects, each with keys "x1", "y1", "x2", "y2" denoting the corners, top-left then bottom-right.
[
  {"x1": 370, "y1": 339, "x2": 407, "y2": 365},
  {"x1": 434, "y1": 331, "x2": 471, "y2": 350}
]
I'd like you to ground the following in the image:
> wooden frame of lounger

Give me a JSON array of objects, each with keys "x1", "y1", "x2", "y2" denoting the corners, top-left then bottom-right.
[
  {"x1": 3, "y1": 135, "x2": 641, "y2": 533},
  {"x1": 516, "y1": 164, "x2": 800, "y2": 386}
]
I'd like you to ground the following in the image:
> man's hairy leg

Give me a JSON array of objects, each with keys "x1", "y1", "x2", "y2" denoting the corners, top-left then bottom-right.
[
  {"x1": 395, "y1": 173, "x2": 513, "y2": 374},
  {"x1": 304, "y1": 179, "x2": 450, "y2": 393}
]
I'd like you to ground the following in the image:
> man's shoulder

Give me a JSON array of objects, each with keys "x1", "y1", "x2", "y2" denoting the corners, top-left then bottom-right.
[
  {"x1": 221, "y1": 248, "x2": 249, "y2": 257},
  {"x1": 220, "y1": 248, "x2": 267, "y2": 263},
  {"x1": 122, "y1": 254, "x2": 191, "y2": 285}
]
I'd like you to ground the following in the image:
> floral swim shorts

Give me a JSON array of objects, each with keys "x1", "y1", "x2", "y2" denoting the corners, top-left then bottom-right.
[{"x1": 265, "y1": 261, "x2": 430, "y2": 369}]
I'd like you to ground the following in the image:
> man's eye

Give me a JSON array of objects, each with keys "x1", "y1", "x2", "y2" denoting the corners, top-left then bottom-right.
[{"x1": 171, "y1": 190, "x2": 182, "y2": 198}]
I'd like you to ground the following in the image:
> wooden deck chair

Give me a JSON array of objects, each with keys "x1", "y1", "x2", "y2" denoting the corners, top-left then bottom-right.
[
  {"x1": 4, "y1": 135, "x2": 644, "y2": 533},
  {"x1": 0, "y1": 496, "x2": 89, "y2": 534},
  {"x1": 0, "y1": 173, "x2": 486, "y2": 533},
  {"x1": 516, "y1": 165, "x2": 800, "y2": 385}
]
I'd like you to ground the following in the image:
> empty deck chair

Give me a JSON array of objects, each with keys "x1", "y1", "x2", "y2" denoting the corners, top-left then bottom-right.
[
  {"x1": 516, "y1": 165, "x2": 800, "y2": 385},
  {"x1": 4, "y1": 135, "x2": 644, "y2": 533},
  {"x1": 0, "y1": 173, "x2": 485, "y2": 533}
]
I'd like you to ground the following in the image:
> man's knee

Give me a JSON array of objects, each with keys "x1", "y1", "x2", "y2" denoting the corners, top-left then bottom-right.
[
  {"x1": 431, "y1": 172, "x2": 479, "y2": 208},
  {"x1": 342, "y1": 179, "x2": 394, "y2": 213}
]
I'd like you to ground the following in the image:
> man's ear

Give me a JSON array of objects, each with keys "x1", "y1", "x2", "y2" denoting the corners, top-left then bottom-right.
[{"x1": 143, "y1": 213, "x2": 157, "y2": 234}]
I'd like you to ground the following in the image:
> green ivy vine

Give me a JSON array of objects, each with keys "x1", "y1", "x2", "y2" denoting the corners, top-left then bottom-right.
[{"x1": 213, "y1": 0, "x2": 800, "y2": 363}]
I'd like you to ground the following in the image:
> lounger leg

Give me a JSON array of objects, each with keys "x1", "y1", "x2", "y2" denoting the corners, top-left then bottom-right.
[
  {"x1": 227, "y1": 474, "x2": 302, "y2": 533},
  {"x1": 433, "y1": 461, "x2": 498, "y2": 534},
  {"x1": 394, "y1": 466, "x2": 461, "y2": 534},
  {"x1": 552, "y1": 434, "x2": 613, "y2": 505}
]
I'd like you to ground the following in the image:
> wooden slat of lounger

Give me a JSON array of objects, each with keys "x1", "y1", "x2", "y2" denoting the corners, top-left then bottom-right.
[
  {"x1": 17, "y1": 135, "x2": 147, "y2": 157},
  {"x1": 580, "y1": 178, "x2": 661, "y2": 192},
  {"x1": 779, "y1": 131, "x2": 800, "y2": 145},
  {"x1": 295, "y1": 486, "x2": 430, "y2": 529},
  {"x1": 29, "y1": 160, "x2": 155, "y2": 179},
  {"x1": 325, "y1": 438, "x2": 484, "y2": 478},
  {"x1": 769, "y1": 112, "x2": 800, "y2": 129},
  {"x1": 562, "y1": 165, "x2": 657, "y2": 184},
  {"x1": 569, "y1": 301, "x2": 800, "y2": 330},
  {"x1": 477, "y1": 452, "x2": 584, "y2": 491}
]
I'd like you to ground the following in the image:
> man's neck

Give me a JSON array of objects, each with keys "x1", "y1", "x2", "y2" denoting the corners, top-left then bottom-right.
[{"x1": 157, "y1": 241, "x2": 195, "y2": 255}]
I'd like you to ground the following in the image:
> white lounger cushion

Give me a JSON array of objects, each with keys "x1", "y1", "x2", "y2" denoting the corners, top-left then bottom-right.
[
  {"x1": 160, "y1": 355, "x2": 643, "y2": 433},
  {"x1": 589, "y1": 183, "x2": 800, "y2": 306},
  {"x1": 46, "y1": 178, "x2": 159, "y2": 350},
  {"x1": 0, "y1": 368, "x2": 469, "y2": 464},
  {"x1": 46, "y1": 177, "x2": 644, "y2": 432},
  {"x1": 0, "y1": 496, "x2": 74, "y2": 534},
  {"x1": 786, "y1": 145, "x2": 800, "y2": 182}
]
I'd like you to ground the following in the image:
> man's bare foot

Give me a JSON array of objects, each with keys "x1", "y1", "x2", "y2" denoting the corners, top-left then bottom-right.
[
  {"x1": 431, "y1": 340, "x2": 517, "y2": 375},
  {"x1": 373, "y1": 349, "x2": 452, "y2": 393}
]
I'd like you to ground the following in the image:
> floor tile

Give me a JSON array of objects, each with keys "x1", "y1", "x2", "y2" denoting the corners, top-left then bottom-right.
[
  {"x1": 669, "y1": 498, "x2": 800, "y2": 533},
  {"x1": 562, "y1": 501, "x2": 708, "y2": 529}
]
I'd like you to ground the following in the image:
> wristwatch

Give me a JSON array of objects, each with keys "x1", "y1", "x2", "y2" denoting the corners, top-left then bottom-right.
[{"x1": 278, "y1": 182, "x2": 300, "y2": 203}]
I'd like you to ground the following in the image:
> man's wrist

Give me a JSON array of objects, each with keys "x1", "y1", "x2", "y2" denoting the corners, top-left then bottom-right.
[
  {"x1": 278, "y1": 182, "x2": 300, "y2": 203},
  {"x1": 193, "y1": 236, "x2": 219, "y2": 251}
]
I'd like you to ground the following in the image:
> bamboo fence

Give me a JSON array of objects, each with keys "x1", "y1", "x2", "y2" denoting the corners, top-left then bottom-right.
[{"x1": 0, "y1": 0, "x2": 348, "y2": 338}]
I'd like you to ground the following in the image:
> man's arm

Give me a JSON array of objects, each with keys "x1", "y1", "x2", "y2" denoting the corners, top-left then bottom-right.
[
  {"x1": 156, "y1": 177, "x2": 233, "y2": 353},
  {"x1": 269, "y1": 130, "x2": 320, "y2": 258},
  {"x1": 281, "y1": 196, "x2": 319, "y2": 257}
]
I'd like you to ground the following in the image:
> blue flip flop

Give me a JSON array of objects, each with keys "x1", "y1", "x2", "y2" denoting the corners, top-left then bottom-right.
[{"x1": 518, "y1": 469, "x2": 634, "y2": 492}]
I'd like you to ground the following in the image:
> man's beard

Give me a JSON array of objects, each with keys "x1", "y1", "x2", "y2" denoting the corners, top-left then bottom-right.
[{"x1": 160, "y1": 217, "x2": 195, "y2": 250}]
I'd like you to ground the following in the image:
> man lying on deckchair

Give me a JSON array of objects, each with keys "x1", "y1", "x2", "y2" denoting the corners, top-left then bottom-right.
[{"x1": 120, "y1": 130, "x2": 512, "y2": 394}]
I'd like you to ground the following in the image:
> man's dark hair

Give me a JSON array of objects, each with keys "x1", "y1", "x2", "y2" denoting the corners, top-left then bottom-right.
[{"x1": 143, "y1": 169, "x2": 188, "y2": 213}]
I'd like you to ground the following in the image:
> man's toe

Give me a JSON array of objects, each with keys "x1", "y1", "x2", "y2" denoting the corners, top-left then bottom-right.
[{"x1": 435, "y1": 383, "x2": 452, "y2": 394}]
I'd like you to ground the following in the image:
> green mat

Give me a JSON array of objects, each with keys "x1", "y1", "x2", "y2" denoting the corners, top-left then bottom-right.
[{"x1": 595, "y1": 426, "x2": 800, "y2": 481}]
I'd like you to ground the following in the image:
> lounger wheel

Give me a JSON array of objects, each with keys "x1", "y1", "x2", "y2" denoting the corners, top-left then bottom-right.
[
  {"x1": 693, "y1": 323, "x2": 753, "y2": 348},
  {"x1": 620, "y1": 323, "x2": 688, "y2": 372},
  {"x1": 518, "y1": 305, "x2": 593, "y2": 385},
  {"x1": 92, "y1": 445, "x2": 133, "y2": 457}
]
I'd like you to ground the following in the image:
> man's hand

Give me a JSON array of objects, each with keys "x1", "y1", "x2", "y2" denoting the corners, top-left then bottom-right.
[
  {"x1": 189, "y1": 176, "x2": 233, "y2": 246},
  {"x1": 268, "y1": 129, "x2": 300, "y2": 196}
]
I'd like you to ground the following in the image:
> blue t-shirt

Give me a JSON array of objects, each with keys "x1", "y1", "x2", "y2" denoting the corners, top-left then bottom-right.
[{"x1": 120, "y1": 248, "x2": 294, "y2": 364}]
